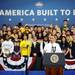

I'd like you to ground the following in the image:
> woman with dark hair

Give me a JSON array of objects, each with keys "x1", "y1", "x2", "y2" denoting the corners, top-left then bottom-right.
[
  {"x1": 2, "y1": 35, "x2": 14, "y2": 57},
  {"x1": 60, "y1": 36, "x2": 73, "y2": 58},
  {"x1": 60, "y1": 36, "x2": 68, "y2": 51},
  {"x1": 20, "y1": 34, "x2": 31, "y2": 56}
]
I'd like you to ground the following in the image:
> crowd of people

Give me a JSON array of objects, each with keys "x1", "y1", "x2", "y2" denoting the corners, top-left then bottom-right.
[{"x1": 0, "y1": 20, "x2": 75, "y2": 59}]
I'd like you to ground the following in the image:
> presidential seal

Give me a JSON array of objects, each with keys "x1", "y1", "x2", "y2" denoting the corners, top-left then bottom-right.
[{"x1": 50, "y1": 54, "x2": 59, "y2": 63}]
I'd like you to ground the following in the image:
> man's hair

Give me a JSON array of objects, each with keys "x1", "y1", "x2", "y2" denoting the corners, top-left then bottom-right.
[
  {"x1": 64, "y1": 20, "x2": 68, "y2": 22},
  {"x1": 48, "y1": 33, "x2": 57, "y2": 39}
]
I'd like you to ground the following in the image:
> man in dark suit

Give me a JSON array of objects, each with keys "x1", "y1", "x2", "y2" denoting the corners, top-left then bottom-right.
[
  {"x1": 30, "y1": 36, "x2": 42, "y2": 57},
  {"x1": 30, "y1": 36, "x2": 42, "y2": 70}
]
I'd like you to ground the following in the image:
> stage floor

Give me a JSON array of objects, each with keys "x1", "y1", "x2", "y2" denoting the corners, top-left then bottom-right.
[{"x1": 0, "y1": 70, "x2": 75, "y2": 75}]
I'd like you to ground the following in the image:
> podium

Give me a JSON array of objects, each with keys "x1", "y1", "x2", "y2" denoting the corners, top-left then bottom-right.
[{"x1": 43, "y1": 53, "x2": 65, "y2": 75}]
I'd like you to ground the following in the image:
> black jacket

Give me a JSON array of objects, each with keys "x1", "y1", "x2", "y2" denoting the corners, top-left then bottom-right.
[{"x1": 30, "y1": 42, "x2": 42, "y2": 57}]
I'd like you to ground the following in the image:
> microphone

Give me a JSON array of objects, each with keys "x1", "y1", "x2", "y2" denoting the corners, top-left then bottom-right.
[{"x1": 52, "y1": 46, "x2": 56, "y2": 53}]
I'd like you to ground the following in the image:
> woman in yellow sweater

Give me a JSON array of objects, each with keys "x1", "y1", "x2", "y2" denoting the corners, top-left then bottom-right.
[{"x1": 20, "y1": 34, "x2": 31, "y2": 56}]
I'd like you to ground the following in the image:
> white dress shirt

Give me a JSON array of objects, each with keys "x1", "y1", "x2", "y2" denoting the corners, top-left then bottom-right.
[{"x1": 44, "y1": 42, "x2": 62, "y2": 53}]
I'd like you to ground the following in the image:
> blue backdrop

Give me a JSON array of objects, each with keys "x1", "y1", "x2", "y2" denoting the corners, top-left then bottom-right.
[{"x1": 0, "y1": 0, "x2": 75, "y2": 26}]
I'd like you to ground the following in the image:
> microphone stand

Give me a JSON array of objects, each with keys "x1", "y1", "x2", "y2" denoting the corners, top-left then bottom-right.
[
  {"x1": 24, "y1": 45, "x2": 29, "y2": 75},
  {"x1": 25, "y1": 56, "x2": 28, "y2": 75}
]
